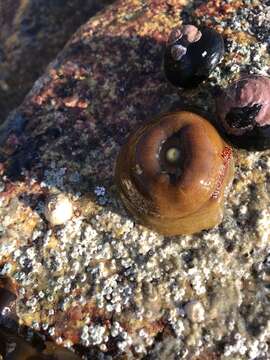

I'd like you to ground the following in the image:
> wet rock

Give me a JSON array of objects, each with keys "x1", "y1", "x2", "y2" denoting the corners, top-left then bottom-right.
[
  {"x1": 0, "y1": 0, "x2": 270, "y2": 359},
  {"x1": 0, "y1": 0, "x2": 114, "y2": 124}
]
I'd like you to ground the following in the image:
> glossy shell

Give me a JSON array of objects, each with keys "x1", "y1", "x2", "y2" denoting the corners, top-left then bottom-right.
[
  {"x1": 216, "y1": 75, "x2": 270, "y2": 150},
  {"x1": 115, "y1": 111, "x2": 234, "y2": 236},
  {"x1": 164, "y1": 25, "x2": 224, "y2": 89}
]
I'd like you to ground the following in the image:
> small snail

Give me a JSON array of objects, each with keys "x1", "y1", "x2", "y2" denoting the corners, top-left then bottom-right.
[
  {"x1": 216, "y1": 75, "x2": 270, "y2": 150},
  {"x1": 164, "y1": 25, "x2": 224, "y2": 89},
  {"x1": 115, "y1": 111, "x2": 234, "y2": 236}
]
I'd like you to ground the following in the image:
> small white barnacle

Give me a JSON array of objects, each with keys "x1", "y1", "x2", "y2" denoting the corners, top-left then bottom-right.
[
  {"x1": 44, "y1": 193, "x2": 73, "y2": 226},
  {"x1": 185, "y1": 300, "x2": 205, "y2": 323}
]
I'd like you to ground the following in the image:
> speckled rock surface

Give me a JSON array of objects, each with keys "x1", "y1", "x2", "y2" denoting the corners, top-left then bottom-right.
[
  {"x1": 0, "y1": 0, "x2": 270, "y2": 359},
  {"x1": 0, "y1": 0, "x2": 114, "y2": 124}
]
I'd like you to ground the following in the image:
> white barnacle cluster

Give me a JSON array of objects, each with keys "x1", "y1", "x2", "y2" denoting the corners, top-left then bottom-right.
[
  {"x1": 224, "y1": 333, "x2": 247, "y2": 357},
  {"x1": 168, "y1": 308, "x2": 186, "y2": 338},
  {"x1": 256, "y1": 209, "x2": 270, "y2": 247}
]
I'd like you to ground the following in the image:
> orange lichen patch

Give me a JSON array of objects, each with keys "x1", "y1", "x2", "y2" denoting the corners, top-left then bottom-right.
[
  {"x1": 195, "y1": 0, "x2": 244, "y2": 20},
  {"x1": 0, "y1": 176, "x2": 45, "y2": 200},
  {"x1": 63, "y1": 96, "x2": 89, "y2": 109},
  {"x1": 223, "y1": 29, "x2": 257, "y2": 45},
  {"x1": 83, "y1": 302, "x2": 110, "y2": 322},
  {"x1": 91, "y1": 0, "x2": 185, "y2": 42},
  {"x1": 52, "y1": 300, "x2": 166, "y2": 347},
  {"x1": 1, "y1": 184, "x2": 43, "y2": 227},
  {"x1": 53, "y1": 302, "x2": 109, "y2": 341},
  {"x1": 31, "y1": 83, "x2": 56, "y2": 106},
  {"x1": 57, "y1": 61, "x2": 89, "y2": 79},
  {"x1": 122, "y1": 318, "x2": 165, "y2": 337},
  {"x1": 60, "y1": 328, "x2": 81, "y2": 344},
  {"x1": 66, "y1": 306, "x2": 85, "y2": 323},
  {"x1": 0, "y1": 182, "x2": 18, "y2": 200}
]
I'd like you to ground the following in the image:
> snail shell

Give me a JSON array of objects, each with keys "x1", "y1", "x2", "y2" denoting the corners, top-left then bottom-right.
[
  {"x1": 216, "y1": 75, "x2": 270, "y2": 150},
  {"x1": 115, "y1": 111, "x2": 234, "y2": 236},
  {"x1": 164, "y1": 25, "x2": 224, "y2": 89}
]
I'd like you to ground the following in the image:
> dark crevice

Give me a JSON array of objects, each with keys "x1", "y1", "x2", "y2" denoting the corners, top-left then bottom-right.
[{"x1": 225, "y1": 104, "x2": 262, "y2": 129}]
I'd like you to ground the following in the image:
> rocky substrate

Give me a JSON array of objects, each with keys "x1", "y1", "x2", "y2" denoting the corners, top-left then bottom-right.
[
  {"x1": 0, "y1": 0, "x2": 270, "y2": 359},
  {"x1": 0, "y1": 0, "x2": 114, "y2": 124}
]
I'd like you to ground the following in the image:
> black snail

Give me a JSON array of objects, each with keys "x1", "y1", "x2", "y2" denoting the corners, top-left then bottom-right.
[
  {"x1": 216, "y1": 74, "x2": 270, "y2": 150},
  {"x1": 163, "y1": 24, "x2": 225, "y2": 88},
  {"x1": 115, "y1": 111, "x2": 234, "y2": 236}
]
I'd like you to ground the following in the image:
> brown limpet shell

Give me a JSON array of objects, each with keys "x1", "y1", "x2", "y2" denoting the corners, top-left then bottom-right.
[{"x1": 115, "y1": 111, "x2": 234, "y2": 236}]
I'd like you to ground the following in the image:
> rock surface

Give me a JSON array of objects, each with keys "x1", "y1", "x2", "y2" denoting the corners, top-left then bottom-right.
[
  {"x1": 0, "y1": 0, "x2": 114, "y2": 124},
  {"x1": 0, "y1": 0, "x2": 270, "y2": 359}
]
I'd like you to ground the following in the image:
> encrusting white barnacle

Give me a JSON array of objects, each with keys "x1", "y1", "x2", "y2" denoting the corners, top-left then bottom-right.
[
  {"x1": 185, "y1": 300, "x2": 205, "y2": 323},
  {"x1": 44, "y1": 193, "x2": 73, "y2": 226}
]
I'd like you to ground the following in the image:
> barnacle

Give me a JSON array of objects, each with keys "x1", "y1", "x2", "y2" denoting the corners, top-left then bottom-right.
[
  {"x1": 44, "y1": 193, "x2": 73, "y2": 226},
  {"x1": 164, "y1": 25, "x2": 224, "y2": 88},
  {"x1": 115, "y1": 111, "x2": 234, "y2": 235},
  {"x1": 216, "y1": 75, "x2": 270, "y2": 150}
]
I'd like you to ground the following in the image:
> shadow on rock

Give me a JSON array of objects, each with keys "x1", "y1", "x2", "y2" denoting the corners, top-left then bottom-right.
[{"x1": 0, "y1": 33, "x2": 177, "y2": 223}]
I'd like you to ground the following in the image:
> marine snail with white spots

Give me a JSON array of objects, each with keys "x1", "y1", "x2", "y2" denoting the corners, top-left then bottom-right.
[{"x1": 164, "y1": 24, "x2": 225, "y2": 89}]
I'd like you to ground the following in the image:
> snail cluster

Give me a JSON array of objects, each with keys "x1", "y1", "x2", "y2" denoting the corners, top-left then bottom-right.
[{"x1": 115, "y1": 24, "x2": 270, "y2": 236}]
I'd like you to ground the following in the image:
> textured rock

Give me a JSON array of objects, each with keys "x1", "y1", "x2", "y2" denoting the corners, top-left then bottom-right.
[
  {"x1": 0, "y1": 0, "x2": 270, "y2": 359},
  {"x1": 0, "y1": 0, "x2": 114, "y2": 124}
]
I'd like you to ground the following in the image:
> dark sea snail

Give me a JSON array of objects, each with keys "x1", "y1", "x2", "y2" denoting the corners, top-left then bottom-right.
[
  {"x1": 115, "y1": 111, "x2": 234, "y2": 236},
  {"x1": 216, "y1": 75, "x2": 270, "y2": 150},
  {"x1": 163, "y1": 25, "x2": 224, "y2": 88}
]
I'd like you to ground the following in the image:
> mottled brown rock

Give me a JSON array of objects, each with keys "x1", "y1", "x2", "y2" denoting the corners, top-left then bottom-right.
[
  {"x1": 0, "y1": 0, "x2": 270, "y2": 359},
  {"x1": 0, "y1": 276, "x2": 17, "y2": 312},
  {"x1": 0, "y1": 0, "x2": 114, "y2": 124}
]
